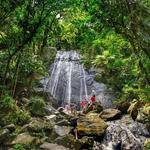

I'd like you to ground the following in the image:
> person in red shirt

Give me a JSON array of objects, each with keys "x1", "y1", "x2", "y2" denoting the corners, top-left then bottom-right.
[
  {"x1": 91, "y1": 95, "x2": 96, "y2": 103},
  {"x1": 91, "y1": 95, "x2": 96, "y2": 111}
]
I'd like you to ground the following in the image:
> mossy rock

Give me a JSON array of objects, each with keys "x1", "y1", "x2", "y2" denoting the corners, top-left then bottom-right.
[
  {"x1": 10, "y1": 133, "x2": 36, "y2": 145},
  {"x1": 22, "y1": 118, "x2": 53, "y2": 133},
  {"x1": 99, "y1": 108, "x2": 121, "y2": 121},
  {"x1": 54, "y1": 134, "x2": 75, "y2": 149},
  {"x1": 77, "y1": 112, "x2": 107, "y2": 136},
  {"x1": 127, "y1": 100, "x2": 143, "y2": 120}
]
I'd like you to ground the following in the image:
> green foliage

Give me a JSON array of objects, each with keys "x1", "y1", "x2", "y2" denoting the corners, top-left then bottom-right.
[
  {"x1": 13, "y1": 144, "x2": 25, "y2": 150},
  {"x1": 145, "y1": 143, "x2": 150, "y2": 150},
  {"x1": 0, "y1": 94, "x2": 31, "y2": 126},
  {"x1": 13, "y1": 144, "x2": 34, "y2": 150},
  {"x1": 0, "y1": 94, "x2": 16, "y2": 110},
  {"x1": 88, "y1": 31, "x2": 150, "y2": 102},
  {"x1": 11, "y1": 109, "x2": 31, "y2": 125},
  {"x1": 30, "y1": 96, "x2": 46, "y2": 117}
]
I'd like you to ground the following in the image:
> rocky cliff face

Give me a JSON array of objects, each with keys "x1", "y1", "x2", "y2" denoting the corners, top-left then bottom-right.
[{"x1": 41, "y1": 51, "x2": 114, "y2": 108}]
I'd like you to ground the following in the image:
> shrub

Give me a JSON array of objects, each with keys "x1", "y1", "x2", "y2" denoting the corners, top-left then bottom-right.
[
  {"x1": 0, "y1": 94, "x2": 16, "y2": 110},
  {"x1": 30, "y1": 96, "x2": 46, "y2": 116}
]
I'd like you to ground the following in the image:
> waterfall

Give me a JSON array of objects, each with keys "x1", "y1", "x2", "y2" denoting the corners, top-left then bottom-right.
[
  {"x1": 79, "y1": 64, "x2": 88, "y2": 101},
  {"x1": 42, "y1": 51, "x2": 114, "y2": 108}
]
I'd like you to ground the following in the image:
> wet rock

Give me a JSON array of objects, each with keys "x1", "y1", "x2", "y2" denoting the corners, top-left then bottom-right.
[
  {"x1": 11, "y1": 133, "x2": 35, "y2": 144},
  {"x1": 96, "y1": 115, "x2": 149, "y2": 150},
  {"x1": 40, "y1": 142, "x2": 70, "y2": 150},
  {"x1": 4, "y1": 124, "x2": 15, "y2": 132},
  {"x1": 109, "y1": 115, "x2": 149, "y2": 138},
  {"x1": 100, "y1": 123, "x2": 144, "y2": 150},
  {"x1": 54, "y1": 125, "x2": 73, "y2": 136},
  {"x1": 99, "y1": 108, "x2": 121, "y2": 121},
  {"x1": 0, "y1": 128, "x2": 10, "y2": 143},
  {"x1": 77, "y1": 112, "x2": 107, "y2": 136}
]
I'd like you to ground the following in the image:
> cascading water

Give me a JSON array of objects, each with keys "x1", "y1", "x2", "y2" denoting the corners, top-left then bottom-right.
[
  {"x1": 82, "y1": 64, "x2": 88, "y2": 98},
  {"x1": 42, "y1": 51, "x2": 114, "y2": 107},
  {"x1": 67, "y1": 61, "x2": 73, "y2": 104},
  {"x1": 79, "y1": 64, "x2": 83, "y2": 101}
]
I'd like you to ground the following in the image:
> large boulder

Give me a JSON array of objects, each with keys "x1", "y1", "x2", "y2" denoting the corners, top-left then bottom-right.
[
  {"x1": 22, "y1": 118, "x2": 53, "y2": 132},
  {"x1": 55, "y1": 135, "x2": 94, "y2": 150},
  {"x1": 48, "y1": 125, "x2": 73, "y2": 143},
  {"x1": 99, "y1": 108, "x2": 121, "y2": 121},
  {"x1": 77, "y1": 112, "x2": 107, "y2": 136},
  {"x1": 40, "y1": 142, "x2": 70, "y2": 150},
  {"x1": 94, "y1": 115, "x2": 149, "y2": 150},
  {"x1": 11, "y1": 133, "x2": 35, "y2": 145}
]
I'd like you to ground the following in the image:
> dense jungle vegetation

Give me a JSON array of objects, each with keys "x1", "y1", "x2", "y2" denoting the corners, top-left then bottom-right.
[{"x1": 0, "y1": 0, "x2": 149, "y2": 102}]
